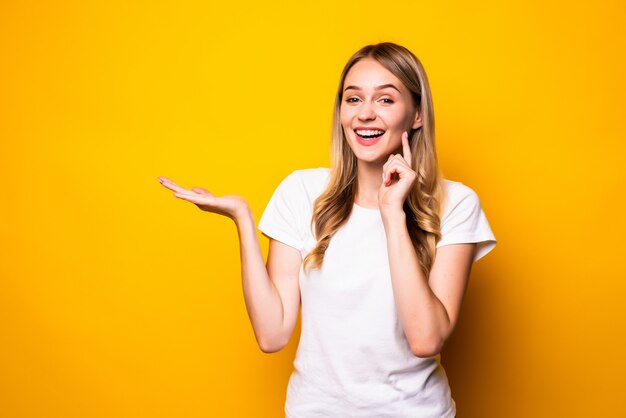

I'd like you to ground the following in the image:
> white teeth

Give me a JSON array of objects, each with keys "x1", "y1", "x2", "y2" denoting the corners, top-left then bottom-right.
[{"x1": 355, "y1": 129, "x2": 385, "y2": 136}]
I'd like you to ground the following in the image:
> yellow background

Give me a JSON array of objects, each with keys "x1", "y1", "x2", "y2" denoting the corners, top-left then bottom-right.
[{"x1": 1, "y1": 1, "x2": 625, "y2": 417}]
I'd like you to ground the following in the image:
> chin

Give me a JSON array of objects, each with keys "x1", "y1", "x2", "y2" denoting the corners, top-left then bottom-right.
[{"x1": 353, "y1": 151, "x2": 388, "y2": 165}]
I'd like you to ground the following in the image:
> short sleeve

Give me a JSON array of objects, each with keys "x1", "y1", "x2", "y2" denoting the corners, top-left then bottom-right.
[
  {"x1": 436, "y1": 184, "x2": 497, "y2": 263},
  {"x1": 258, "y1": 170, "x2": 307, "y2": 252}
]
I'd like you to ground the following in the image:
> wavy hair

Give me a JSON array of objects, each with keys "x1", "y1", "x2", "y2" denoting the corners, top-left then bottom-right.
[{"x1": 302, "y1": 42, "x2": 446, "y2": 278}]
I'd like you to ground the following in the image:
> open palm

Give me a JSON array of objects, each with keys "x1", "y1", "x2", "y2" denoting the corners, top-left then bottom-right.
[{"x1": 157, "y1": 176, "x2": 248, "y2": 220}]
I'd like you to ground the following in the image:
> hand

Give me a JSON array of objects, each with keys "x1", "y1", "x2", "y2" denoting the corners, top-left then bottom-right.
[
  {"x1": 378, "y1": 131, "x2": 417, "y2": 212},
  {"x1": 157, "y1": 176, "x2": 249, "y2": 221}
]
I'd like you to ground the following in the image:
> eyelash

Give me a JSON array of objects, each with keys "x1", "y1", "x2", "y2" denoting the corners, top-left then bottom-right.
[{"x1": 345, "y1": 97, "x2": 394, "y2": 104}]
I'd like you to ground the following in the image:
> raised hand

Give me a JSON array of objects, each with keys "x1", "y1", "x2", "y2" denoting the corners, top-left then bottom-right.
[
  {"x1": 157, "y1": 176, "x2": 249, "y2": 221},
  {"x1": 378, "y1": 131, "x2": 417, "y2": 212}
]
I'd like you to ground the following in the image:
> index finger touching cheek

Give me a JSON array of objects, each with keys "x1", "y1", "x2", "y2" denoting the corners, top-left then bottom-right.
[{"x1": 402, "y1": 131, "x2": 412, "y2": 165}]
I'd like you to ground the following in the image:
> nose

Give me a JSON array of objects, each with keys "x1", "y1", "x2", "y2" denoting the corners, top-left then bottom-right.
[{"x1": 358, "y1": 100, "x2": 376, "y2": 121}]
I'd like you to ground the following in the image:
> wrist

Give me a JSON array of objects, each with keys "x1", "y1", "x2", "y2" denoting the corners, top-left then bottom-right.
[
  {"x1": 381, "y1": 206, "x2": 406, "y2": 225},
  {"x1": 233, "y1": 204, "x2": 253, "y2": 225}
]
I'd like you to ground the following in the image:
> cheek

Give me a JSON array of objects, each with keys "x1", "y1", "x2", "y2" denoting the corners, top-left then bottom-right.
[
  {"x1": 384, "y1": 107, "x2": 411, "y2": 129},
  {"x1": 380, "y1": 110, "x2": 404, "y2": 129},
  {"x1": 339, "y1": 108, "x2": 354, "y2": 126}
]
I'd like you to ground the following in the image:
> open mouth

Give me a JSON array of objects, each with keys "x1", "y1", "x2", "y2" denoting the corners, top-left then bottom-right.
[{"x1": 355, "y1": 129, "x2": 385, "y2": 139}]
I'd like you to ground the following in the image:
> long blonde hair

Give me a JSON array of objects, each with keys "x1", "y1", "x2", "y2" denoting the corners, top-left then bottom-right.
[{"x1": 303, "y1": 42, "x2": 446, "y2": 278}]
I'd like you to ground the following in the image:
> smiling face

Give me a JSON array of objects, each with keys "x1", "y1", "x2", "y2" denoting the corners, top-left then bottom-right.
[{"x1": 340, "y1": 57, "x2": 422, "y2": 165}]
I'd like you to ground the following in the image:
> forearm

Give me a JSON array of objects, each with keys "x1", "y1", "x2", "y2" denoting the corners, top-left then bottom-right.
[
  {"x1": 381, "y1": 209, "x2": 450, "y2": 357},
  {"x1": 234, "y1": 207, "x2": 286, "y2": 351}
]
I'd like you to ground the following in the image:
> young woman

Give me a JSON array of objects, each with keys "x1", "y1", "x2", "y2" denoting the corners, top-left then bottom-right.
[{"x1": 158, "y1": 42, "x2": 496, "y2": 418}]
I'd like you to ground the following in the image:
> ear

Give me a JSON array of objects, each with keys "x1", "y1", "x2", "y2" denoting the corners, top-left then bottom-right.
[{"x1": 411, "y1": 108, "x2": 423, "y2": 130}]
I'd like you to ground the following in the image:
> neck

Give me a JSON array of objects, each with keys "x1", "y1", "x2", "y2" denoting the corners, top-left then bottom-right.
[{"x1": 354, "y1": 159, "x2": 386, "y2": 208}]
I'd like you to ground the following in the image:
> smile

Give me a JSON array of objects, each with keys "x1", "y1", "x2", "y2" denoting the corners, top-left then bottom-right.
[
  {"x1": 354, "y1": 129, "x2": 386, "y2": 146},
  {"x1": 355, "y1": 129, "x2": 385, "y2": 139}
]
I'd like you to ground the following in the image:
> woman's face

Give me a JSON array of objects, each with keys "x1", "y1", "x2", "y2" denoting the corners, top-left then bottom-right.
[{"x1": 340, "y1": 57, "x2": 422, "y2": 165}]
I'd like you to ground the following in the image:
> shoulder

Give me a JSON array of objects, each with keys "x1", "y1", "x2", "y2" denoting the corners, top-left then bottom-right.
[
  {"x1": 288, "y1": 167, "x2": 331, "y2": 195},
  {"x1": 266, "y1": 167, "x2": 330, "y2": 208},
  {"x1": 437, "y1": 178, "x2": 497, "y2": 260},
  {"x1": 290, "y1": 167, "x2": 331, "y2": 184},
  {"x1": 441, "y1": 178, "x2": 479, "y2": 201},
  {"x1": 440, "y1": 178, "x2": 482, "y2": 219}
]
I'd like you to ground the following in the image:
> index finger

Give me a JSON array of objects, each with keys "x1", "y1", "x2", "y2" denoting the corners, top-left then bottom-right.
[{"x1": 402, "y1": 131, "x2": 412, "y2": 165}]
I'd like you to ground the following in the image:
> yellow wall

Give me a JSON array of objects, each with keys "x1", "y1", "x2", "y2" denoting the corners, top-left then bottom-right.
[{"x1": 1, "y1": 1, "x2": 624, "y2": 417}]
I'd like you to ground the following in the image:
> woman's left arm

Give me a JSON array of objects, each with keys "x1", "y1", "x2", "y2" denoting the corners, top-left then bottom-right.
[
  {"x1": 380, "y1": 132, "x2": 476, "y2": 357},
  {"x1": 381, "y1": 210, "x2": 476, "y2": 358}
]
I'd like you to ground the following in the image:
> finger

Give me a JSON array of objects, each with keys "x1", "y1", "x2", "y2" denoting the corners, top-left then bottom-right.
[
  {"x1": 158, "y1": 176, "x2": 179, "y2": 186},
  {"x1": 383, "y1": 154, "x2": 406, "y2": 184},
  {"x1": 384, "y1": 159, "x2": 395, "y2": 184},
  {"x1": 159, "y1": 178, "x2": 192, "y2": 194},
  {"x1": 159, "y1": 177, "x2": 181, "y2": 188},
  {"x1": 173, "y1": 191, "x2": 214, "y2": 205},
  {"x1": 386, "y1": 165, "x2": 399, "y2": 185},
  {"x1": 402, "y1": 131, "x2": 412, "y2": 165},
  {"x1": 173, "y1": 190, "x2": 200, "y2": 199},
  {"x1": 192, "y1": 187, "x2": 214, "y2": 197},
  {"x1": 384, "y1": 159, "x2": 408, "y2": 185},
  {"x1": 385, "y1": 160, "x2": 399, "y2": 185}
]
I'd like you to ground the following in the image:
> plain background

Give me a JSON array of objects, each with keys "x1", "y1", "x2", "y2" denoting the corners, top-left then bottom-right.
[{"x1": 1, "y1": 1, "x2": 624, "y2": 417}]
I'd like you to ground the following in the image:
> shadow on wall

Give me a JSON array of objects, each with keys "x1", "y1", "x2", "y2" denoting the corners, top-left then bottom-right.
[{"x1": 441, "y1": 257, "x2": 517, "y2": 418}]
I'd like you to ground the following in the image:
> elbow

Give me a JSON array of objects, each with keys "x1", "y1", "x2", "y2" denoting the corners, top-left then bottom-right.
[
  {"x1": 410, "y1": 337, "x2": 444, "y2": 358},
  {"x1": 258, "y1": 336, "x2": 288, "y2": 354}
]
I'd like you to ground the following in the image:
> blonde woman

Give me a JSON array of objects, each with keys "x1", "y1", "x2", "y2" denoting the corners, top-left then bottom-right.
[{"x1": 158, "y1": 42, "x2": 496, "y2": 417}]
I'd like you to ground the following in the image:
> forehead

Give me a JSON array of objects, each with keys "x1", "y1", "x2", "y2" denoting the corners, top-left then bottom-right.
[{"x1": 343, "y1": 57, "x2": 404, "y2": 91}]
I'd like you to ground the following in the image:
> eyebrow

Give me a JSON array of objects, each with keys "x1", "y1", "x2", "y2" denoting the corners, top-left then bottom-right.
[{"x1": 343, "y1": 83, "x2": 401, "y2": 93}]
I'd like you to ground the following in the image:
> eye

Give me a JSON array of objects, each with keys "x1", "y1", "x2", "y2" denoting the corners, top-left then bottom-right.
[
  {"x1": 345, "y1": 97, "x2": 359, "y2": 103},
  {"x1": 380, "y1": 98, "x2": 394, "y2": 104}
]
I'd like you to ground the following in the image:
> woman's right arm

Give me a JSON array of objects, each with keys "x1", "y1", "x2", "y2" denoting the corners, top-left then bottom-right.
[
  {"x1": 235, "y1": 207, "x2": 302, "y2": 353},
  {"x1": 157, "y1": 176, "x2": 301, "y2": 353}
]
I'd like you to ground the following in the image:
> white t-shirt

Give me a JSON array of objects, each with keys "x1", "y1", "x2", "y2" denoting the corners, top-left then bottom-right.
[{"x1": 258, "y1": 167, "x2": 497, "y2": 418}]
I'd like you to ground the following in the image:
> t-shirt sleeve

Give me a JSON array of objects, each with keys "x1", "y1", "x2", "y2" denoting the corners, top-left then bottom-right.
[
  {"x1": 258, "y1": 170, "x2": 307, "y2": 252},
  {"x1": 435, "y1": 184, "x2": 497, "y2": 263}
]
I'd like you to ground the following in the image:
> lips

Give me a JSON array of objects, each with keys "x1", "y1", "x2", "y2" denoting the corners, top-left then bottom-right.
[
  {"x1": 354, "y1": 130, "x2": 385, "y2": 146},
  {"x1": 354, "y1": 126, "x2": 385, "y2": 131},
  {"x1": 354, "y1": 127, "x2": 386, "y2": 139}
]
